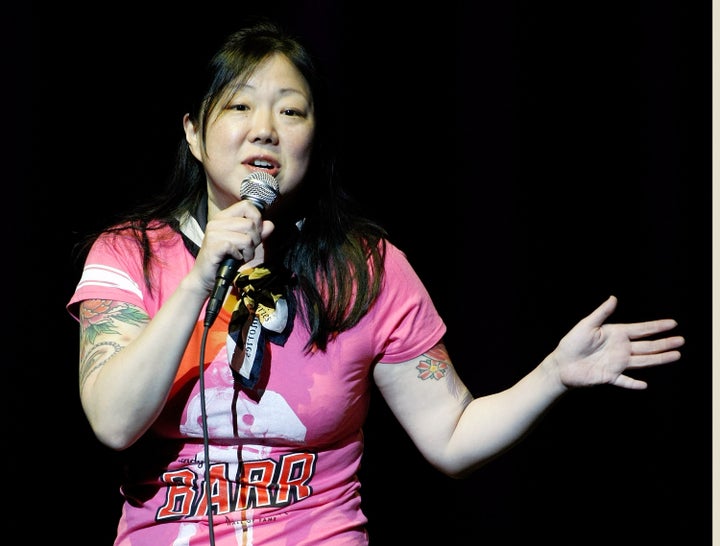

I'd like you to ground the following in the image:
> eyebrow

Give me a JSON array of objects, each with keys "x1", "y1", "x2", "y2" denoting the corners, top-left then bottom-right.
[{"x1": 237, "y1": 83, "x2": 310, "y2": 99}]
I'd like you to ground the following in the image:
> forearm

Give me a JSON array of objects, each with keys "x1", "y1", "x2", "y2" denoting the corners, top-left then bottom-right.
[
  {"x1": 441, "y1": 356, "x2": 567, "y2": 477},
  {"x1": 81, "y1": 276, "x2": 209, "y2": 450}
]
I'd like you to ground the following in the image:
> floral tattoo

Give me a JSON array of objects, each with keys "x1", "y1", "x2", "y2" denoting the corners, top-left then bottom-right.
[
  {"x1": 416, "y1": 345, "x2": 450, "y2": 380},
  {"x1": 78, "y1": 299, "x2": 148, "y2": 389},
  {"x1": 80, "y1": 299, "x2": 147, "y2": 344}
]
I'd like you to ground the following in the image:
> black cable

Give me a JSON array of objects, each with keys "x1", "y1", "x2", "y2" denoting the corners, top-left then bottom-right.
[{"x1": 198, "y1": 325, "x2": 216, "y2": 545}]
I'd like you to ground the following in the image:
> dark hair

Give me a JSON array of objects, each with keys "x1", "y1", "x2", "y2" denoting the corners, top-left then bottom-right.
[{"x1": 75, "y1": 19, "x2": 387, "y2": 352}]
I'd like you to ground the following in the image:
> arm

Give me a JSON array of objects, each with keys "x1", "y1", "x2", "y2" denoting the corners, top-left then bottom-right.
[
  {"x1": 78, "y1": 281, "x2": 208, "y2": 450},
  {"x1": 372, "y1": 295, "x2": 684, "y2": 478},
  {"x1": 77, "y1": 201, "x2": 273, "y2": 450}
]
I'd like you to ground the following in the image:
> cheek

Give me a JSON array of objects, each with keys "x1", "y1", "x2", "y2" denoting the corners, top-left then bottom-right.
[
  {"x1": 280, "y1": 137, "x2": 314, "y2": 194},
  {"x1": 292, "y1": 144, "x2": 314, "y2": 181},
  {"x1": 206, "y1": 125, "x2": 242, "y2": 152},
  {"x1": 288, "y1": 129, "x2": 314, "y2": 163}
]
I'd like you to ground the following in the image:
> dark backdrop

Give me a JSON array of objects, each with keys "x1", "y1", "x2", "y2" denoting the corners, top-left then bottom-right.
[{"x1": 21, "y1": 1, "x2": 711, "y2": 544}]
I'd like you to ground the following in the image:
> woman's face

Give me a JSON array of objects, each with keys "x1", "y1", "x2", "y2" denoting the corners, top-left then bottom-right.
[{"x1": 185, "y1": 53, "x2": 316, "y2": 215}]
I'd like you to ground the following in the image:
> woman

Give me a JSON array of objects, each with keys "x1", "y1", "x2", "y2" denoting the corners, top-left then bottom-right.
[{"x1": 66, "y1": 19, "x2": 684, "y2": 545}]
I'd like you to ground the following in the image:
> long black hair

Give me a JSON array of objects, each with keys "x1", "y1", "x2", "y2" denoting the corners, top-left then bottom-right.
[{"x1": 74, "y1": 19, "x2": 387, "y2": 352}]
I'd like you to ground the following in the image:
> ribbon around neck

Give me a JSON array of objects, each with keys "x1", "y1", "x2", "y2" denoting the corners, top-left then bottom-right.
[{"x1": 227, "y1": 264, "x2": 296, "y2": 389}]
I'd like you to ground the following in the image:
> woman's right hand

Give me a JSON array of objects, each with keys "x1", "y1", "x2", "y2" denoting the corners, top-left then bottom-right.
[{"x1": 189, "y1": 199, "x2": 275, "y2": 294}]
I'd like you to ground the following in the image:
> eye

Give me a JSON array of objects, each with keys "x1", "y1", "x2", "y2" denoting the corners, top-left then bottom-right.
[
  {"x1": 228, "y1": 104, "x2": 250, "y2": 112},
  {"x1": 282, "y1": 108, "x2": 305, "y2": 118}
]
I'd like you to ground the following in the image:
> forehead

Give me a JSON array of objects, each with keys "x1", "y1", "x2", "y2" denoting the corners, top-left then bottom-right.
[{"x1": 234, "y1": 54, "x2": 312, "y2": 99}]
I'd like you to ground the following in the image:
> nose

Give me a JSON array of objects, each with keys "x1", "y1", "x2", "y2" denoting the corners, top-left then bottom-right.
[{"x1": 248, "y1": 110, "x2": 278, "y2": 144}]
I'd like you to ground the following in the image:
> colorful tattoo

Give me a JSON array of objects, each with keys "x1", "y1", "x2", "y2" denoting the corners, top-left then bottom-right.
[
  {"x1": 78, "y1": 300, "x2": 148, "y2": 390},
  {"x1": 79, "y1": 299, "x2": 148, "y2": 344},
  {"x1": 416, "y1": 354, "x2": 449, "y2": 380}
]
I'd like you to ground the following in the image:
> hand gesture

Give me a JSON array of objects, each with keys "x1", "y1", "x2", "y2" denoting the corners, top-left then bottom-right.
[{"x1": 551, "y1": 295, "x2": 684, "y2": 390}]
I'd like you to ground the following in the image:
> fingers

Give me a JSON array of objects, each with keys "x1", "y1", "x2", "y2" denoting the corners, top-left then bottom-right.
[
  {"x1": 623, "y1": 318, "x2": 679, "y2": 340},
  {"x1": 624, "y1": 334, "x2": 684, "y2": 371},
  {"x1": 205, "y1": 201, "x2": 267, "y2": 262},
  {"x1": 585, "y1": 297, "x2": 680, "y2": 340},
  {"x1": 630, "y1": 335, "x2": 685, "y2": 355},
  {"x1": 629, "y1": 350, "x2": 683, "y2": 368}
]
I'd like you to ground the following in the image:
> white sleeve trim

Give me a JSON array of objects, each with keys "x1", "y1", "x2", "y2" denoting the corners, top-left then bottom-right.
[{"x1": 76, "y1": 263, "x2": 144, "y2": 300}]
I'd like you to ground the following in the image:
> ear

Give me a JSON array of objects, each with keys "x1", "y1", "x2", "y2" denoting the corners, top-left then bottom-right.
[{"x1": 183, "y1": 113, "x2": 203, "y2": 161}]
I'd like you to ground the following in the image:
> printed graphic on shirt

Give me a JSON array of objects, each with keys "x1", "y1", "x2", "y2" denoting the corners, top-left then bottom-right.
[
  {"x1": 163, "y1": 354, "x2": 313, "y2": 522},
  {"x1": 157, "y1": 449, "x2": 317, "y2": 520}
]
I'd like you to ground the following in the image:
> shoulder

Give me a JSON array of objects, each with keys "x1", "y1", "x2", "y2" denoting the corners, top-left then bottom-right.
[
  {"x1": 380, "y1": 239, "x2": 421, "y2": 282},
  {"x1": 91, "y1": 221, "x2": 181, "y2": 254},
  {"x1": 69, "y1": 221, "x2": 191, "y2": 319}
]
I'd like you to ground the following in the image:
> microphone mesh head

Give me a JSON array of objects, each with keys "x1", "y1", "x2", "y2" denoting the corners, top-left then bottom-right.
[{"x1": 240, "y1": 171, "x2": 280, "y2": 211}]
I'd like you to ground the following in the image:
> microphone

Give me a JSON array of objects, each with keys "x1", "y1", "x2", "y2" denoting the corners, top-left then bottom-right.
[{"x1": 203, "y1": 171, "x2": 280, "y2": 327}]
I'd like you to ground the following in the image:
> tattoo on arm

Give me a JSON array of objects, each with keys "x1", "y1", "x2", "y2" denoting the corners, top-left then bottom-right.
[
  {"x1": 78, "y1": 299, "x2": 148, "y2": 390},
  {"x1": 415, "y1": 344, "x2": 451, "y2": 380},
  {"x1": 415, "y1": 343, "x2": 471, "y2": 403},
  {"x1": 79, "y1": 299, "x2": 148, "y2": 345},
  {"x1": 79, "y1": 341, "x2": 122, "y2": 391},
  {"x1": 416, "y1": 353, "x2": 449, "y2": 380}
]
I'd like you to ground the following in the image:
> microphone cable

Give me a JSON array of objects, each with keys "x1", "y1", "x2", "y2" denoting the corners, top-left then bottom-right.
[
  {"x1": 194, "y1": 171, "x2": 278, "y2": 544},
  {"x1": 198, "y1": 324, "x2": 217, "y2": 545}
]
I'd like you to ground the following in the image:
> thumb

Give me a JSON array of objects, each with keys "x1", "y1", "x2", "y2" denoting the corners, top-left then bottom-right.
[
  {"x1": 583, "y1": 295, "x2": 618, "y2": 328},
  {"x1": 260, "y1": 220, "x2": 276, "y2": 241}
]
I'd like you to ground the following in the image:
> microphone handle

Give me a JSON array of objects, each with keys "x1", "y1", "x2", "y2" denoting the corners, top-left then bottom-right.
[{"x1": 204, "y1": 256, "x2": 242, "y2": 328}]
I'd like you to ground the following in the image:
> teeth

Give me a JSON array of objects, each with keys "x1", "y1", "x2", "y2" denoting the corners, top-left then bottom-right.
[{"x1": 252, "y1": 161, "x2": 272, "y2": 168}]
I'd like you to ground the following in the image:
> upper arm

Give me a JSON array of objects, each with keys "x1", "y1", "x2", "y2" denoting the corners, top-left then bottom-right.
[
  {"x1": 372, "y1": 341, "x2": 474, "y2": 468},
  {"x1": 77, "y1": 299, "x2": 149, "y2": 395}
]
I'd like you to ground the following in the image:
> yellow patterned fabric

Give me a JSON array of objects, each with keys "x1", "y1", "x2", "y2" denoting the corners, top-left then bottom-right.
[{"x1": 228, "y1": 264, "x2": 296, "y2": 388}]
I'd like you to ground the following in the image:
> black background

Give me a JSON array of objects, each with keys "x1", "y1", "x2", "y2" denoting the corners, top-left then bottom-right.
[{"x1": 19, "y1": 1, "x2": 711, "y2": 544}]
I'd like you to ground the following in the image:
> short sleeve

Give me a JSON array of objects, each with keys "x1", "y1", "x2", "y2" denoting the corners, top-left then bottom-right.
[{"x1": 371, "y1": 242, "x2": 446, "y2": 363}]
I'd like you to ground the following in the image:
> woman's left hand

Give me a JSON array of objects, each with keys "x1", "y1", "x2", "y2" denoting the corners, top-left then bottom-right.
[{"x1": 550, "y1": 295, "x2": 684, "y2": 390}]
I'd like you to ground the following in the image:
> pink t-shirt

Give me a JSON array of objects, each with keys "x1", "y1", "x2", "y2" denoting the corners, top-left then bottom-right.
[{"x1": 67, "y1": 225, "x2": 446, "y2": 545}]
